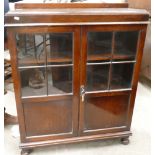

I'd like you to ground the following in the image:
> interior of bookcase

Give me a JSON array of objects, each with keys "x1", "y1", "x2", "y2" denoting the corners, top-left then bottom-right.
[{"x1": 16, "y1": 30, "x2": 138, "y2": 97}]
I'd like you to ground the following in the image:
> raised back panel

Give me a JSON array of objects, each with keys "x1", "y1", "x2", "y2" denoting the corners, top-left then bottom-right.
[{"x1": 15, "y1": 3, "x2": 129, "y2": 9}]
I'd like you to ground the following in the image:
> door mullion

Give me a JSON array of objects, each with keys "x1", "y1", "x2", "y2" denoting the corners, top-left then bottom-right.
[
  {"x1": 108, "y1": 32, "x2": 115, "y2": 90},
  {"x1": 43, "y1": 34, "x2": 48, "y2": 96}
]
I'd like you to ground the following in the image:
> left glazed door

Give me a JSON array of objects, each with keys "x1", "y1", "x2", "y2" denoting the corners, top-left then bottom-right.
[{"x1": 12, "y1": 26, "x2": 80, "y2": 141}]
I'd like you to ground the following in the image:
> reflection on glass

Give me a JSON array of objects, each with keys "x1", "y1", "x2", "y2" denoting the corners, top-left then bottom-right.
[
  {"x1": 20, "y1": 68, "x2": 46, "y2": 97},
  {"x1": 86, "y1": 65, "x2": 109, "y2": 91},
  {"x1": 47, "y1": 66, "x2": 72, "y2": 95},
  {"x1": 114, "y1": 31, "x2": 139, "y2": 60},
  {"x1": 87, "y1": 60, "x2": 110, "y2": 64},
  {"x1": 47, "y1": 33, "x2": 73, "y2": 65},
  {"x1": 87, "y1": 32, "x2": 112, "y2": 61},
  {"x1": 110, "y1": 63, "x2": 134, "y2": 89},
  {"x1": 16, "y1": 34, "x2": 45, "y2": 66}
]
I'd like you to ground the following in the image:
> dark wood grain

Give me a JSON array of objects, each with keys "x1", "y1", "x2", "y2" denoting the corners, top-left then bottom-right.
[
  {"x1": 127, "y1": 27, "x2": 147, "y2": 129},
  {"x1": 79, "y1": 25, "x2": 87, "y2": 135},
  {"x1": 5, "y1": 8, "x2": 149, "y2": 25},
  {"x1": 20, "y1": 131, "x2": 132, "y2": 148},
  {"x1": 82, "y1": 94, "x2": 130, "y2": 135},
  {"x1": 7, "y1": 29, "x2": 27, "y2": 142},
  {"x1": 23, "y1": 99, "x2": 73, "y2": 137},
  {"x1": 72, "y1": 26, "x2": 81, "y2": 136}
]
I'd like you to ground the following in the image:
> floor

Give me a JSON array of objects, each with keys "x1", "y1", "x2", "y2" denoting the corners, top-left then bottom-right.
[{"x1": 4, "y1": 82, "x2": 151, "y2": 155}]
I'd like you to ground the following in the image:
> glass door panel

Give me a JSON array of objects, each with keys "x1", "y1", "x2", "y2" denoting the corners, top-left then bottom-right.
[
  {"x1": 16, "y1": 34, "x2": 45, "y2": 67},
  {"x1": 47, "y1": 33, "x2": 73, "y2": 65},
  {"x1": 47, "y1": 66, "x2": 73, "y2": 95},
  {"x1": 19, "y1": 67, "x2": 47, "y2": 97},
  {"x1": 87, "y1": 32, "x2": 112, "y2": 62},
  {"x1": 17, "y1": 32, "x2": 74, "y2": 98},
  {"x1": 86, "y1": 64, "x2": 109, "y2": 91},
  {"x1": 110, "y1": 63, "x2": 134, "y2": 90},
  {"x1": 17, "y1": 33, "x2": 47, "y2": 98},
  {"x1": 113, "y1": 31, "x2": 139, "y2": 61},
  {"x1": 46, "y1": 32, "x2": 73, "y2": 95},
  {"x1": 85, "y1": 30, "x2": 138, "y2": 92},
  {"x1": 86, "y1": 31, "x2": 112, "y2": 92}
]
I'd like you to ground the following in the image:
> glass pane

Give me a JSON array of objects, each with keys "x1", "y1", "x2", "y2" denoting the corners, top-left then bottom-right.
[
  {"x1": 110, "y1": 63, "x2": 134, "y2": 89},
  {"x1": 16, "y1": 34, "x2": 45, "y2": 67},
  {"x1": 47, "y1": 33, "x2": 73, "y2": 65},
  {"x1": 114, "y1": 31, "x2": 139, "y2": 60},
  {"x1": 47, "y1": 66, "x2": 72, "y2": 95},
  {"x1": 86, "y1": 64, "x2": 109, "y2": 91},
  {"x1": 20, "y1": 67, "x2": 46, "y2": 97},
  {"x1": 87, "y1": 32, "x2": 112, "y2": 62}
]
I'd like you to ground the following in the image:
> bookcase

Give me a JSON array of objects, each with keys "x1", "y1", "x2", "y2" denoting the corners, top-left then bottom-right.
[{"x1": 5, "y1": 3, "x2": 149, "y2": 154}]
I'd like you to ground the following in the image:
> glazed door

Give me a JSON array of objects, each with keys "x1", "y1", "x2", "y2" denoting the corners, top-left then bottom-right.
[
  {"x1": 79, "y1": 25, "x2": 140, "y2": 135},
  {"x1": 15, "y1": 26, "x2": 80, "y2": 141}
]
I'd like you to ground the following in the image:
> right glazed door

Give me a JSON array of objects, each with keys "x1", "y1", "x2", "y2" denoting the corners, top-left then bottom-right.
[{"x1": 79, "y1": 25, "x2": 140, "y2": 136}]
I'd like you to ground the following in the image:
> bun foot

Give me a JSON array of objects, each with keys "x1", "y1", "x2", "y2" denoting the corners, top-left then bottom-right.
[
  {"x1": 21, "y1": 149, "x2": 33, "y2": 155},
  {"x1": 121, "y1": 137, "x2": 129, "y2": 145}
]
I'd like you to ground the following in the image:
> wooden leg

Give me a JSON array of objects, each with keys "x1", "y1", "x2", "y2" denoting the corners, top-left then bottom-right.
[
  {"x1": 121, "y1": 137, "x2": 129, "y2": 145},
  {"x1": 21, "y1": 149, "x2": 33, "y2": 155}
]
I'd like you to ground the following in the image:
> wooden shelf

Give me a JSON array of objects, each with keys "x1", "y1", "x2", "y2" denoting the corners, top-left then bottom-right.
[
  {"x1": 87, "y1": 53, "x2": 135, "y2": 62},
  {"x1": 88, "y1": 54, "x2": 111, "y2": 61},
  {"x1": 47, "y1": 57, "x2": 72, "y2": 63},
  {"x1": 112, "y1": 54, "x2": 135, "y2": 60},
  {"x1": 18, "y1": 57, "x2": 72, "y2": 66}
]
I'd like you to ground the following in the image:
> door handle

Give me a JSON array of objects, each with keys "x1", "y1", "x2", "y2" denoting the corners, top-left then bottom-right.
[{"x1": 80, "y1": 85, "x2": 85, "y2": 102}]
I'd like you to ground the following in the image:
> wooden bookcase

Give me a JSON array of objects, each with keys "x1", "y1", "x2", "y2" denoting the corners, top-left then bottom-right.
[{"x1": 5, "y1": 3, "x2": 149, "y2": 155}]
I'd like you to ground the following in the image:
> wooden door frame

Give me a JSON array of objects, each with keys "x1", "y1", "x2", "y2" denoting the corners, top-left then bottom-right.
[
  {"x1": 8, "y1": 26, "x2": 81, "y2": 143},
  {"x1": 78, "y1": 24, "x2": 147, "y2": 136}
]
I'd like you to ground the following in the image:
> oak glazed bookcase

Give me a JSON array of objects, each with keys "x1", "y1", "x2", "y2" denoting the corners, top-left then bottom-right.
[{"x1": 5, "y1": 3, "x2": 149, "y2": 155}]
